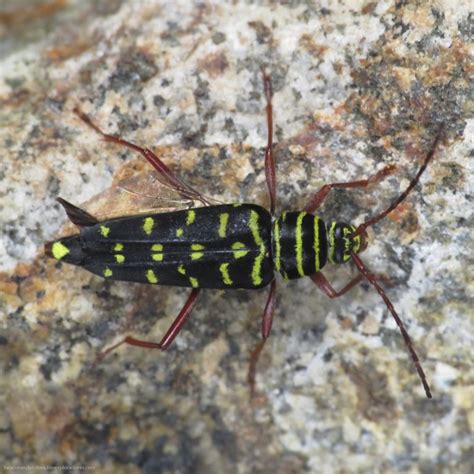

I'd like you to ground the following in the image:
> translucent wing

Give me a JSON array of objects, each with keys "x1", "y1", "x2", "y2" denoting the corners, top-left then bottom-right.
[
  {"x1": 85, "y1": 158, "x2": 199, "y2": 220},
  {"x1": 60, "y1": 158, "x2": 214, "y2": 235}
]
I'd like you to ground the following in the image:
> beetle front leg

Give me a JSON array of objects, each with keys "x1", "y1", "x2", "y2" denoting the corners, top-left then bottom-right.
[{"x1": 311, "y1": 272, "x2": 364, "y2": 298}]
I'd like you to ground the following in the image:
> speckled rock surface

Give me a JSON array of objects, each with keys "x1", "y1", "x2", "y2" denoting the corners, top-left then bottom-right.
[{"x1": 0, "y1": 1, "x2": 472, "y2": 472}]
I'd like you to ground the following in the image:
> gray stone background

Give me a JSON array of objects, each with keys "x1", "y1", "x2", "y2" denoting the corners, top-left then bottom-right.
[{"x1": 0, "y1": 1, "x2": 472, "y2": 473}]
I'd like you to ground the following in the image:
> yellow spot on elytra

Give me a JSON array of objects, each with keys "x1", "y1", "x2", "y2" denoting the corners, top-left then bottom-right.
[
  {"x1": 103, "y1": 267, "x2": 113, "y2": 278},
  {"x1": 51, "y1": 241, "x2": 70, "y2": 260},
  {"x1": 219, "y1": 263, "x2": 233, "y2": 285},
  {"x1": 178, "y1": 265, "x2": 186, "y2": 275},
  {"x1": 100, "y1": 225, "x2": 110, "y2": 238},
  {"x1": 114, "y1": 243, "x2": 124, "y2": 251},
  {"x1": 191, "y1": 243, "x2": 204, "y2": 260},
  {"x1": 143, "y1": 217, "x2": 154, "y2": 235},
  {"x1": 189, "y1": 277, "x2": 199, "y2": 288},
  {"x1": 232, "y1": 241, "x2": 248, "y2": 259},
  {"x1": 233, "y1": 203, "x2": 242, "y2": 207},
  {"x1": 146, "y1": 269, "x2": 158, "y2": 284},
  {"x1": 219, "y1": 213, "x2": 229, "y2": 238},
  {"x1": 115, "y1": 254, "x2": 125, "y2": 264},
  {"x1": 186, "y1": 210, "x2": 196, "y2": 225},
  {"x1": 176, "y1": 228, "x2": 184, "y2": 237},
  {"x1": 151, "y1": 243, "x2": 164, "y2": 262}
]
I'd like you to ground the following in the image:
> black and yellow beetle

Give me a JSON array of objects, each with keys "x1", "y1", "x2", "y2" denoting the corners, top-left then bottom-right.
[{"x1": 46, "y1": 72, "x2": 443, "y2": 399}]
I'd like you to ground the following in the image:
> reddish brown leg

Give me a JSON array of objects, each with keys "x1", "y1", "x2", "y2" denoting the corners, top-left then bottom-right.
[
  {"x1": 261, "y1": 69, "x2": 276, "y2": 215},
  {"x1": 73, "y1": 107, "x2": 213, "y2": 206},
  {"x1": 304, "y1": 165, "x2": 396, "y2": 214},
  {"x1": 351, "y1": 253, "x2": 432, "y2": 398},
  {"x1": 98, "y1": 288, "x2": 201, "y2": 360},
  {"x1": 247, "y1": 280, "x2": 277, "y2": 397},
  {"x1": 311, "y1": 272, "x2": 364, "y2": 298}
]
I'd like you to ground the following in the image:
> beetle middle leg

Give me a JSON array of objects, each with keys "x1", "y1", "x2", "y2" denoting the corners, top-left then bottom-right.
[
  {"x1": 304, "y1": 165, "x2": 397, "y2": 214},
  {"x1": 248, "y1": 280, "x2": 277, "y2": 398},
  {"x1": 262, "y1": 68, "x2": 276, "y2": 214}
]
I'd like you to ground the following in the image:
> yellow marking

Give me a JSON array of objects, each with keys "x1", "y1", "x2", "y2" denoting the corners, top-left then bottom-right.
[
  {"x1": 100, "y1": 225, "x2": 110, "y2": 238},
  {"x1": 178, "y1": 265, "x2": 186, "y2": 275},
  {"x1": 176, "y1": 228, "x2": 184, "y2": 237},
  {"x1": 189, "y1": 277, "x2": 199, "y2": 288},
  {"x1": 313, "y1": 216, "x2": 320, "y2": 271},
  {"x1": 51, "y1": 241, "x2": 70, "y2": 260},
  {"x1": 352, "y1": 227, "x2": 361, "y2": 253},
  {"x1": 328, "y1": 221, "x2": 337, "y2": 263},
  {"x1": 143, "y1": 217, "x2": 154, "y2": 235},
  {"x1": 283, "y1": 272, "x2": 290, "y2": 280},
  {"x1": 249, "y1": 210, "x2": 265, "y2": 286},
  {"x1": 282, "y1": 211, "x2": 287, "y2": 222},
  {"x1": 232, "y1": 241, "x2": 248, "y2": 259},
  {"x1": 114, "y1": 243, "x2": 124, "y2": 251},
  {"x1": 186, "y1": 210, "x2": 196, "y2": 225},
  {"x1": 342, "y1": 227, "x2": 352, "y2": 261},
  {"x1": 191, "y1": 243, "x2": 204, "y2": 260},
  {"x1": 274, "y1": 218, "x2": 281, "y2": 272},
  {"x1": 295, "y1": 212, "x2": 306, "y2": 277},
  {"x1": 233, "y1": 203, "x2": 242, "y2": 207},
  {"x1": 103, "y1": 267, "x2": 113, "y2": 278},
  {"x1": 151, "y1": 243, "x2": 164, "y2": 262},
  {"x1": 219, "y1": 263, "x2": 233, "y2": 285},
  {"x1": 219, "y1": 213, "x2": 229, "y2": 238},
  {"x1": 115, "y1": 254, "x2": 125, "y2": 264},
  {"x1": 146, "y1": 269, "x2": 158, "y2": 284}
]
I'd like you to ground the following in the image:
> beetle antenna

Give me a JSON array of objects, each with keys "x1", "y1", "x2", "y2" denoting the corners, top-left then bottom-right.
[
  {"x1": 351, "y1": 252, "x2": 432, "y2": 398},
  {"x1": 353, "y1": 125, "x2": 444, "y2": 237}
]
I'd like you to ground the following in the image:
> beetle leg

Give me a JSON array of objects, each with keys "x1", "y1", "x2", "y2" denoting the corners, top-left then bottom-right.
[
  {"x1": 310, "y1": 272, "x2": 364, "y2": 298},
  {"x1": 304, "y1": 165, "x2": 396, "y2": 214},
  {"x1": 261, "y1": 68, "x2": 276, "y2": 215},
  {"x1": 73, "y1": 107, "x2": 213, "y2": 206},
  {"x1": 97, "y1": 288, "x2": 201, "y2": 360},
  {"x1": 247, "y1": 280, "x2": 277, "y2": 397}
]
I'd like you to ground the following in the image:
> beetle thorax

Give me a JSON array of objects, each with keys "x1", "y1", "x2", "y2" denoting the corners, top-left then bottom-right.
[{"x1": 272, "y1": 212, "x2": 365, "y2": 280}]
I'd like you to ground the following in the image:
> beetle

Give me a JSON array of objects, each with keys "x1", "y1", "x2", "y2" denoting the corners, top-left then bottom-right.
[{"x1": 45, "y1": 71, "x2": 443, "y2": 398}]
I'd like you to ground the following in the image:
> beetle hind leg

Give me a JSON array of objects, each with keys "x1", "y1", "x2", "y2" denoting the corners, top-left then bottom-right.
[
  {"x1": 73, "y1": 107, "x2": 213, "y2": 206},
  {"x1": 97, "y1": 288, "x2": 201, "y2": 361}
]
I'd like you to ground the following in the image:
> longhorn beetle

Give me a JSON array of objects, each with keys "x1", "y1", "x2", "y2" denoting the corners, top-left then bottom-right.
[{"x1": 45, "y1": 71, "x2": 443, "y2": 399}]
